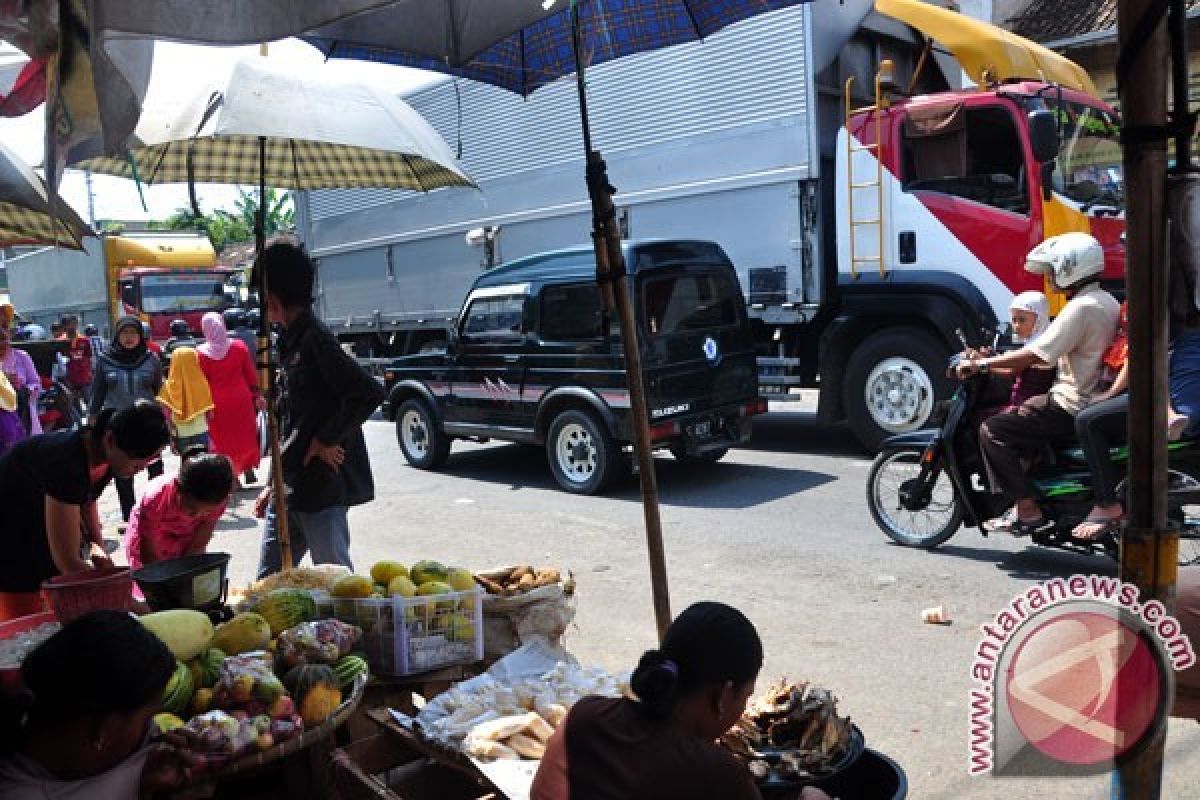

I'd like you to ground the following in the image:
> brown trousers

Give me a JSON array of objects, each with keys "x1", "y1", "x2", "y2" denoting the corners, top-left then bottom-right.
[{"x1": 979, "y1": 393, "x2": 1076, "y2": 500}]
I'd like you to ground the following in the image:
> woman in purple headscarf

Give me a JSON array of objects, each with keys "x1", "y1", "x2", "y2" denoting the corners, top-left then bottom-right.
[{"x1": 197, "y1": 312, "x2": 262, "y2": 480}]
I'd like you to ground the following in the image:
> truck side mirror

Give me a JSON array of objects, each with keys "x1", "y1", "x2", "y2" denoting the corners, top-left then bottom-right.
[{"x1": 1028, "y1": 110, "x2": 1059, "y2": 164}]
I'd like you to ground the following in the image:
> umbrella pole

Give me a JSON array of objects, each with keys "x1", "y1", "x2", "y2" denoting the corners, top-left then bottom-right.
[
  {"x1": 571, "y1": 3, "x2": 671, "y2": 642},
  {"x1": 254, "y1": 134, "x2": 294, "y2": 570},
  {"x1": 1115, "y1": 0, "x2": 1172, "y2": 795}
]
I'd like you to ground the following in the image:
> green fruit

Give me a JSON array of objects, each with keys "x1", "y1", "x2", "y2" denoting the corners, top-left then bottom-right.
[
  {"x1": 160, "y1": 660, "x2": 194, "y2": 716},
  {"x1": 388, "y1": 576, "x2": 417, "y2": 598},
  {"x1": 443, "y1": 613, "x2": 475, "y2": 643},
  {"x1": 332, "y1": 655, "x2": 369, "y2": 691},
  {"x1": 332, "y1": 575, "x2": 374, "y2": 599},
  {"x1": 416, "y1": 581, "x2": 456, "y2": 611},
  {"x1": 370, "y1": 561, "x2": 408, "y2": 585},
  {"x1": 212, "y1": 613, "x2": 272, "y2": 655},
  {"x1": 445, "y1": 567, "x2": 476, "y2": 592},
  {"x1": 153, "y1": 712, "x2": 185, "y2": 734},
  {"x1": 257, "y1": 589, "x2": 317, "y2": 636},
  {"x1": 410, "y1": 560, "x2": 449, "y2": 586}
]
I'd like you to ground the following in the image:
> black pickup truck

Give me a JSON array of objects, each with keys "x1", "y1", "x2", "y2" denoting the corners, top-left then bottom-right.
[{"x1": 381, "y1": 240, "x2": 764, "y2": 494}]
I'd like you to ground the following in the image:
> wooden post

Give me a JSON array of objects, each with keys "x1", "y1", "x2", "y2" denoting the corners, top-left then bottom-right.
[{"x1": 1116, "y1": 0, "x2": 1172, "y2": 795}]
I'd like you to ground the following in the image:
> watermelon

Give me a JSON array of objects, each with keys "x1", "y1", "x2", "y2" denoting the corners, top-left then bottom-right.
[
  {"x1": 160, "y1": 660, "x2": 194, "y2": 716},
  {"x1": 257, "y1": 589, "x2": 318, "y2": 636},
  {"x1": 333, "y1": 655, "x2": 369, "y2": 691},
  {"x1": 190, "y1": 648, "x2": 226, "y2": 688}
]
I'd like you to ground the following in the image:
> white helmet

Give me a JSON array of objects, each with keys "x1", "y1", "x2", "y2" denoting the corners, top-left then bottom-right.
[{"x1": 1024, "y1": 232, "x2": 1105, "y2": 290}]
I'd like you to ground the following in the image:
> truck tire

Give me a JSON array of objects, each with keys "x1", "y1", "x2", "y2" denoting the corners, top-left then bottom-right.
[
  {"x1": 395, "y1": 399, "x2": 451, "y2": 469},
  {"x1": 546, "y1": 409, "x2": 620, "y2": 495},
  {"x1": 843, "y1": 328, "x2": 951, "y2": 451}
]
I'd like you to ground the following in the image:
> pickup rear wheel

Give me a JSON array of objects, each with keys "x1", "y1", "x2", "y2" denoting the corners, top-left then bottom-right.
[
  {"x1": 546, "y1": 409, "x2": 619, "y2": 494},
  {"x1": 396, "y1": 399, "x2": 450, "y2": 469}
]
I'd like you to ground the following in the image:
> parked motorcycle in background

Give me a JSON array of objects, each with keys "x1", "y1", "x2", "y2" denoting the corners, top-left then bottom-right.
[{"x1": 865, "y1": 329, "x2": 1200, "y2": 567}]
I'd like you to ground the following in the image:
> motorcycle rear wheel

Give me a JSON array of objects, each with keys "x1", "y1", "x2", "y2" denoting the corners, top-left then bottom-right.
[{"x1": 867, "y1": 447, "x2": 964, "y2": 548}]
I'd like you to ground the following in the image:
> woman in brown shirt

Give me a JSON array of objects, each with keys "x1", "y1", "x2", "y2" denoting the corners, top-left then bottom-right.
[{"x1": 530, "y1": 602, "x2": 830, "y2": 800}]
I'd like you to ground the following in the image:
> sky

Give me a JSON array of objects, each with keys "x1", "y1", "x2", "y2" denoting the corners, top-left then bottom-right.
[{"x1": 0, "y1": 38, "x2": 441, "y2": 224}]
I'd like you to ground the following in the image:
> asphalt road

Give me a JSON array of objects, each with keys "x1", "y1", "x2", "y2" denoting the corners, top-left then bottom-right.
[{"x1": 107, "y1": 409, "x2": 1200, "y2": 798}]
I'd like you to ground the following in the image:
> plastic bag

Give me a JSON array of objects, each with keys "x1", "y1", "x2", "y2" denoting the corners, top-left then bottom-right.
[
  {"x1": 276, "y1": 619, "x2": 361, "y2": 669},
  {"x1": 180, "y1": 711, "x2": 259, "y2": 761},
  {"x1": 212, "y1": 651, "x2": 286, "y2": 713}
]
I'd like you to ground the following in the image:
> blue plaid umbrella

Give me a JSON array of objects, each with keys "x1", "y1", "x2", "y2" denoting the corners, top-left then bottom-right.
[
  {"x1": 306, "y1": 0, "x2": 807, "y2": 97},
  {"x1": 306, "y1": 0, "x2": 812, "y2": 640}
]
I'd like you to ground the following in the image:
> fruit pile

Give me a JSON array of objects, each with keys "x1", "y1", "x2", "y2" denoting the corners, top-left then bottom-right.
[
  {"x1": 475, "y1": 565, "x2": 572, "y2": 597},
  {"x1": 331, "y1": 559, "x2": 477, "y2": 602},
  {"x1": 137, "y1": 602, "x2": 368, "y2": 772}
]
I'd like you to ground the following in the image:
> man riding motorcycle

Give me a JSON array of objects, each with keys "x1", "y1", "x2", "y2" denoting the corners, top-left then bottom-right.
[{"x1": 956, "y1": 233, "x2": 1120, "y2": 536}]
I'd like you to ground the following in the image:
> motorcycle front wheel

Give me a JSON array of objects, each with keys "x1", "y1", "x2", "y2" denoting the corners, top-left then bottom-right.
[{"x1": 867, "y1": 447, "x2": 964, "y2": 548}]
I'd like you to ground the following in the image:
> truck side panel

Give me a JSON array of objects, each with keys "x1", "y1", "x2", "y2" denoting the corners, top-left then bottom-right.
[{"x1": 5, "y1": 241, "x2": 108, "y2": 331}]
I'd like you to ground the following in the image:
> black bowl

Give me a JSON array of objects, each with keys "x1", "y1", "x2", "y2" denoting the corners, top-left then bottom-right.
[
  {"x1": 133, "y1": 552, "x2": 231, "y2": 612},
  {"x1": 754, "y1": 724, "x2": 867, "y2": 793}
]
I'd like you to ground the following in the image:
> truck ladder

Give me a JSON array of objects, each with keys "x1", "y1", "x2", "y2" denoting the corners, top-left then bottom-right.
[{"x1": 844, "y1": 63, "x2": 892, "y2": 280}]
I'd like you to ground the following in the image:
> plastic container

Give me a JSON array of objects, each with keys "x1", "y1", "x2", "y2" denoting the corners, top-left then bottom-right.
[
  {"x1": 40, "y1": 566, "x2": 132, "y2": 622},
  {"x1": 0, "y1": 612, "x2": 59, "y2": 689},
  {"x1": 803, "y1": 749, "x2": 907, "y2": 800},
  {"x1": 331, "y1": 589, "x2": 484, "y2": 677},
  {"x1": 133, "y1": 553, "x2": 231, "y2": 612}
]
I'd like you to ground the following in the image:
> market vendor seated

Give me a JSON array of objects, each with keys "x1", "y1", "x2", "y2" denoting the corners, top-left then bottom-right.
[
  {"x1": 0, "y1": 610, "x2": 195, "y2": 798},
  {"x1": 126, "y1": 449, "x2": 234, "y2": 575},
  {"x1": 0, "y1": 401, "x2": 169, "y2": 621},
  {"x1": 530, "y1": 602, "x2": 831, "y2": 800}
]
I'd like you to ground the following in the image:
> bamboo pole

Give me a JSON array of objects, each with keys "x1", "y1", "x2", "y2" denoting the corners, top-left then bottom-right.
[{"x1": 1115, "y1": 0, "x2": 1172, "y2": 794}]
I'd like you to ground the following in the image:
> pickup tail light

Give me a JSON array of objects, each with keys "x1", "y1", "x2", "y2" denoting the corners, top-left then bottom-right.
[
  {"x1": 648, "y1": 421, "x2": 681, "y2": 442},
  {"x1": 742, "y1": 399, "x2": 768, "y2": 417}
]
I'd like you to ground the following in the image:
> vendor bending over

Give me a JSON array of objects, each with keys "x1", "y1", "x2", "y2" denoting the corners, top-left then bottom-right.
[{"x1": 530, "y1": 602, "x2": 830, "y2": 800}]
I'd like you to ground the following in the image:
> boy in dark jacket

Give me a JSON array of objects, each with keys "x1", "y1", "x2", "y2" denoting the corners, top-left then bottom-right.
[{"x1": 252, "y1": 242, "x2": 385, "y2": 578}]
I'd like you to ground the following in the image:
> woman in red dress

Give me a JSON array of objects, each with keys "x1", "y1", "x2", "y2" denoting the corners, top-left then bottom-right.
[{"x1": 197, "y1": 312, "x2": 263, "y2": 479}]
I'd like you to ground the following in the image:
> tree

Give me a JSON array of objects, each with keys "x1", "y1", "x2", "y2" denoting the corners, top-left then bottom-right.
[{"x1": 146, "y1": 189, "x2": 294, "y2": 253}]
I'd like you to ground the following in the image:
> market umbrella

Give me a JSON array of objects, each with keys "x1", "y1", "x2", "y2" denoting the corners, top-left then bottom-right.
[
  {"x1": 0, "y1": 140, "x2": 92, "y2": 248},
  {"x1": 74, "y1": 56, "x2": 476, "y2": 569},
  {"x1": 304, "y1": 0, "x2": 809, "y2": 639},
  {"x1": 0, "y1": 0, "x2": 451, "y2": 187}
]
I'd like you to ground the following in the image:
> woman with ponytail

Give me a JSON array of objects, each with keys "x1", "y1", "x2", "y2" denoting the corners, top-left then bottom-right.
[
  {"x1": 0, "y1": 401, "x2": 168, "y2": 620},
  {"x1": 0, "y1": 610, "x2": 193, "y2": 798},
  {"x1": 531, "y1": 602, "x2": 831, "y2": 800}
]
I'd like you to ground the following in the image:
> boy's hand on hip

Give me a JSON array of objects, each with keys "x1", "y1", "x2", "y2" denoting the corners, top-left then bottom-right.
[{"x1": 304, "y1": 439, "x2": 345, "y2": 472}]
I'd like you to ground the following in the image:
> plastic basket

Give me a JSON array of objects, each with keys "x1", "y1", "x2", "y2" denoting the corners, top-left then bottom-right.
[
  {"x1": 331, "y1": 589, "x2": 484, "y2": 677},
  {"x1": 40, "y1": 567, "x2": 132, "y2": 623},
  {"x1": 0, "y1": 611, "x2": 59, "y2": 689},
  {"x1": 133, "y1": 553, "x2": 231, "y2": 611}
]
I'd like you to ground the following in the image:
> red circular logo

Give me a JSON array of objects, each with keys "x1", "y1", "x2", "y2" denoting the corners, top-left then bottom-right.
[{"x1": 1005, "y1": 611, "x2": 1161, "y2": 765}]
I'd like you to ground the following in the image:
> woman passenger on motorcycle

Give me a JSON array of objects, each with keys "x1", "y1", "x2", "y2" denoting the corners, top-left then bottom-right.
[{"x1": 1072, "y1": 314, "x2": 1200, "y2": 540}]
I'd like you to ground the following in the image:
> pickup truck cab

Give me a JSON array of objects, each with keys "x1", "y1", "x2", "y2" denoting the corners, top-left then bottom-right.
[{"x1": 382, "y1": 240, "x2": 764, "y2": 493}]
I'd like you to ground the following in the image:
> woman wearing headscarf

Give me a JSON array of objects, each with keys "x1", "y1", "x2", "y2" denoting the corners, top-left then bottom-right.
[
  {"x1": 91, "y1": 316, "x2": 165, "y2": 520},
  {"x1": 0, "y1": 327, "x2": 41, "y2": 440},
  {"x1": 197, "y1": 311, "x2": 263, "y2": 482},
  {"x1": 157, "y1": 346, "x2": 214, "y2": 454}
]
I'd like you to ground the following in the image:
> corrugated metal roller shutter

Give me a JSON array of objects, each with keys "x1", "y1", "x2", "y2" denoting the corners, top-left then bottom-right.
[{"x1": 310, "y1": 5, "x2": 808, "y2": 222}]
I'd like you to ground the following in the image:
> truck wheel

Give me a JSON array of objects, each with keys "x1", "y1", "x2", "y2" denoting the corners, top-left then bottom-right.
[
  {"x1": 843, "y1": 328, "x2": 951, "y2": 451},
  {"x1": 669, "y1": 445, "x2": 728, "y2": 463},
  {"x1": 546, "y1": 409, "x2": 619, "y2": 494},
  {"x1": 395, "y1": 399, "x2": 450, "y2": 469}
]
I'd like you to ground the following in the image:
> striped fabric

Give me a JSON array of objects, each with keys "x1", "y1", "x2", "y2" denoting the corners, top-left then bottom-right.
[
  {"x1": 307, "y1": 0, "x2": 808, "y2": 97},
  {"x1": 77, "y1": 134, "x2": 472, "y2": 193},
  {"x1": 0, "y1": 199, "x2": 89, "y2": 249}
]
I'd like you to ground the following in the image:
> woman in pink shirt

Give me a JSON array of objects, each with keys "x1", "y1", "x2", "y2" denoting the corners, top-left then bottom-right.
[{"x1": 125, "y1": 450, "x2": 234, "y2": 572}]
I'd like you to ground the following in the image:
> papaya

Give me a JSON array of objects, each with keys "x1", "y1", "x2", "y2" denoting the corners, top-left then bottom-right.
[
  {"x1": 370, "y1": 561, "x2": 409, "y2": 585},
  {"x1": 140, "y1": 610, "x2": 214, "y2": 662},
  {"x1": 331, "y1": 575, "x2": 373, "y2": 599},
  {"x1": 445, "y1": 567, "x2": 476, "y2": 592},
  {"x1": 212, "y1": 613, "x2": 272, "y2": 655},
  {"x1": 410, "y1": 560, "x2": 449, "y2": 586}
]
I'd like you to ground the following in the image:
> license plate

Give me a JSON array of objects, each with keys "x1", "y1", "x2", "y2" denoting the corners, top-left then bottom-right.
[{"x1": 688, "y1": 421, "x2": 712, "y2": 438}]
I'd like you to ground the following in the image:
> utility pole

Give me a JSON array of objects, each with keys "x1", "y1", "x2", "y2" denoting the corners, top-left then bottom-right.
[
  {"x1": 84, "y1": 169, "x2": 97, "y2": 228},
  {"x1": 1115, "y1": 0, "x2": 1171, "y2": 794}
]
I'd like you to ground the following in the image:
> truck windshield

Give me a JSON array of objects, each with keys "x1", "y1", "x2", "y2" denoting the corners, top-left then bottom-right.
[
  {"x1": 1053, "y1": 101, "x2": 1123, "y2": 209},
  {"x1": 139, "y1": 274, "x2": 229, "y2": 314}
]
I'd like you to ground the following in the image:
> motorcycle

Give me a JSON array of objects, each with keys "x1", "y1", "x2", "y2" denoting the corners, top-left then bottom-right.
[
  {"x1": 37, "y1": 375, "x2": 83, "y2": 432},
  {"x1": 865, "y1": 331, "x2": 1200, "y2": 566}
]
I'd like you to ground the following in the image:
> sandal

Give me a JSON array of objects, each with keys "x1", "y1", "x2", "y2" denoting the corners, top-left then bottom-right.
[
  {"x1": 1072, "y1": 515, "x2": 1125, "y2": 541},
  {"x1": 1009, "y1": 516, "x2": 1054, "y2": 538},
  {"x1": 983, "y1": 507, "x2": 1018, "y2": 532}
]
